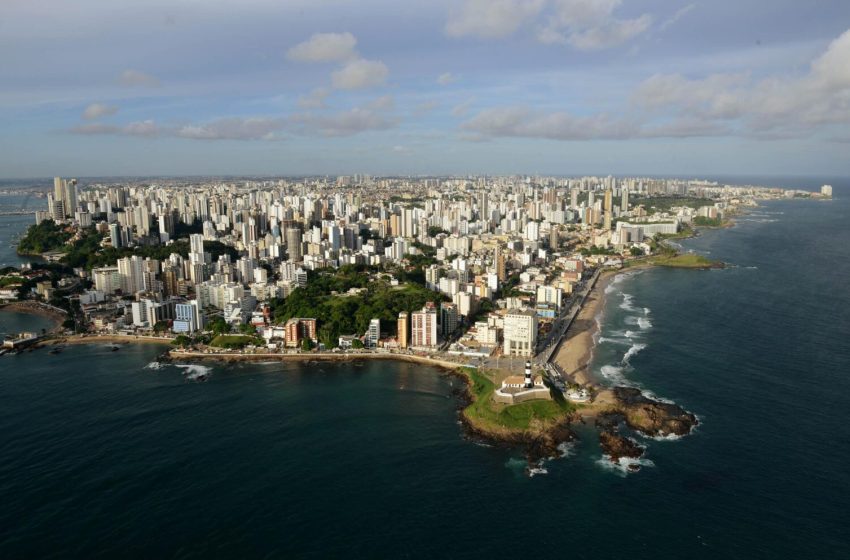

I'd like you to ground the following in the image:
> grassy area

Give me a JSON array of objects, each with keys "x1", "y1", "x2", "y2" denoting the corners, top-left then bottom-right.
[
  {"x1": 461, "y1": 368, "x2": 575, "y2": 432},
  {"x1": 647, "y1": 253, "x2": 718, "y2": 268},
  {"x1": 209, "y1": 334, "x2": 258, "y2": 349}
]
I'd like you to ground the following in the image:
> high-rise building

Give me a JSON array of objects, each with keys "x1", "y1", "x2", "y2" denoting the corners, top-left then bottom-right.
[
  {"x1": 366, "y1": 318, "x2": 380, "y2": 347},
  {"x1": 397, "y1": 311, "x2": 409, "y2": 349},
  {"x1": 503, "y1": 309, "x2": 537, "y2": 357},
  {"x1": 621, "y1": 187, "x2": 629, "y2": 213},
  {"x1": 286, "y1": 228, "x2": 303, "y2": 262},
  {"x1": 440, "y1": 302, "x2": 458, "y2": 338},
  {"x1": 494, "y1": 246, "x2": 506, "y2": 281},
  {"x1": 821, "y1": 185, "x2": 833, "y2": 197},
  {"x1": 411, "y1": 302, "x2": 438, "y2": 348},
  {"x1": 117, "y1": 255, "x2": 146, "y2": 295}
]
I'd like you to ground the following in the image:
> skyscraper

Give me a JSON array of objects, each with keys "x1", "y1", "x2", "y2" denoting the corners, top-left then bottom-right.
[
  {"x1": 286, "y1": 228, "x2": 303, "y2": 262},
  {"x1": 397, "y1": 311, "x2": 409, "y2": 349},
  {"x1": 411, "y1": 302, "x2": 438, "y2": 348}
]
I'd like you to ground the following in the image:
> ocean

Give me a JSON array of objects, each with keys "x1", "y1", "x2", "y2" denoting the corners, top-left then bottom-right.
[{"x1": 1, "y1": 179, "x2": 849, "y2": 558}]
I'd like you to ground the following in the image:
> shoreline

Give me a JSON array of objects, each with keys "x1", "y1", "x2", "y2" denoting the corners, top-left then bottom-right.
[{"x1": 0, "y1": 301, "x2": 66, "y2": 328}]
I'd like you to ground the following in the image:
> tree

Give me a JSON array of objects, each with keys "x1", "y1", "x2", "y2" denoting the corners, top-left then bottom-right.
[
  {"x1": 351, "y1": 339, "x2": 364, "y2": 349},
  {"x1": 208, "y1": 316, "x2": 230, "y2": 336},
  {"x1": 301, "y1": 338, "x2": 314, "y2": 351},
  {"x1": 630, "y1": 246, "x2": 645, "y2": 257},
  {"x1": 172, "y1": 334, "x2": 192, "y2": 347},
  {"x1": 153, "y1": 320, "x2": 170, "y2": 333}
]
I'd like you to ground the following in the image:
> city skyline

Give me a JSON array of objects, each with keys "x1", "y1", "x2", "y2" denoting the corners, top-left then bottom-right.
[{"x1": 2, "y1": 0, "x2": 850, "y2": 178}]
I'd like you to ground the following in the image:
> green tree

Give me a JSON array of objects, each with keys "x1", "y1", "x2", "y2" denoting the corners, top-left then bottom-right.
[
  {"x1": 301, "y1": 338, "x2": 314, "y2": 351},
  {"x1": 351, "y1": 339, "x2": 364, "y2": 349}
]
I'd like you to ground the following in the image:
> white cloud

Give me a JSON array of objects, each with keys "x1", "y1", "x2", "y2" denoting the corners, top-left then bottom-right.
[
  {"x1": 118, "y1": 70, "x2": 160, "y2": 87},
  {"x1": 176, "y1": 117, "x2": 287, "y2": 140},
  {"x1": 565, "y1": 14, "x2": 652, "y2": 50},
  {"x1": 414, "y1": 100, "x2": 439, "y2": 115},
  {"x1": 82, "y1": 103, "x2": 118, "y2": 120},
  {"x1": 392, "y1": 145, "x2": 413, "y2": 154},
  {"x1": 538, "y1": 0, "x2": 653, "y2": 50},
  {"x1": 72, "y1": 120, "x2": 159, "y2": 137},
  {"x1": 446, "y1": 0, "x2": 652, "y2": 49},
  {"x1": 632, "y1": 29, "x2": 850, "y2": 137},
  {"x1": 367, "y1": 95, "x2": 395, "y2": 110},
  {"x1": 452, "y1": 100, "x2": 474, "y2": 117},
  {"x1": 461, "y1": 106, "x2": 640, "y2": 140},
  {"x1": 291, "y1": 107, "x2": 397, "y2": 137},
  {"x1": 286, "y1": 32, "x2": 358, "y2": 63},
  {"x1": 659, "y1": 3, "x2": 696, "y2": 32},
  {"x1": 331, "y1": 58, "x2": 389, "y2": 89},
  {"x1": 437, "y1": 72, "x2": 458, "y2": 85},
  {"x1": 297, "y1": 88, "x2": 330, "y2": 109},
  {"x1": 446, "y1": 0, "x2": 546, "y2": 39}
]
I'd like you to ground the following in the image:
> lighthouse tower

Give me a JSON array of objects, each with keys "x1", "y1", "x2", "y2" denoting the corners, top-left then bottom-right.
[{"x1": 524, "y1": 361, "x2": 533, "y2": 388}]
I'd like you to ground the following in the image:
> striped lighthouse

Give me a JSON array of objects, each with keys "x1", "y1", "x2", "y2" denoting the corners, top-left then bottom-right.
[{"x1": 524, "y1": 361, "x2": 533, "y2": 388}]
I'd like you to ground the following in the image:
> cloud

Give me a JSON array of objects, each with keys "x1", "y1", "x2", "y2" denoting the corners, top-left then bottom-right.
[
  {"x1": 291, "y1": 107, "x2": 397, "y2": 137},
  {"x1": 71, "y1": 120, "x2": 159, "y2": 137},
  {"x1": 297, "y1": 88, "x2": 330, "y2": 109},
  {"x1": 392, "y1": 145, "x2": 413, "y2": 154},
  {"x1": 437, "y1": 72, "x2": 458, "y2": 85},
  {"x1": 414, "y1": 100, "x2": 439, "y2": 115},
  {"x1": 537, "y1": 0, "x2": 653, "y2": 50},
  {"x1": 286, "y1": 32, "x2": 358, "y2": 63},
  {"x1": 446, "y1": 0, "x2": 546, "y2": 39},
  {"x1": 564, "y1": 14, "x2": 652, "y2": 50},
  {"x1": 632, "y1": 28, "x2": 850, "y2": 137},
  {"x1": 446, "y1": 0, "x2": 652, "y2": 49},
  {"x1": 175, "y1": 117, "x2": 287, "y2": 140},
  {"x1": 461, "y1": 106, "x2": 640, "y2": 140},
  {"x1": 118, "y1": 70, "x2": 160, "y2": 87},
  {"x1": 659, "y1": 3, "x2": 696, "y2": 32},
  {"x1": 331, "y1": 58, "x2": 389, "y2": 89},
  {"x1": 367, "y1": 95, "x2": 395, "y2": 110},
  {"x1": 82, "y1": 103, "x2": 118, "y2": 120},
  {"x1": 452, "y1": 100, "x2": 474, "y2": 117}
]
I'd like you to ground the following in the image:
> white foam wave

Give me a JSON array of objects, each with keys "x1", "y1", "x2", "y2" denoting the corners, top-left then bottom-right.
[
  {"x1": 596, "y1": 455, "x2": 655, "y2": 476},
  {"x1": 557, "y1": 441, "x2": 576, "y2": 458},
  {"x1": 600, "y1": 364, "x2": 628, "y2": 385},
  {"x1": 528, "y1": 467, "x2": 548, "y2": 477},
  {"x1": 622, "y1": 343, "x2": 646, "y2": 364},
  {"x1": 624, "y1": 330, "x2": 638, "y2": 339},
  {"x1": 175, "y1": 364, "x2": 212, "y2": 381},
  {"x1": 145, "y1": 361, "x2": 164, "y2": 370},
  {"x1": 619, "y1": 293, "x2": 635, "y2": 312},
  {"x1": 643, "y1": 307, "x2": 650, "y2": 315},
  {"x1": 637, "y1": 317, "x2": 652, "y2": 330}
]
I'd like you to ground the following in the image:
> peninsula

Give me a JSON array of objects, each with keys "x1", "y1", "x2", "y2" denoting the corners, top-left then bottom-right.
[{"x1": 4, "y1": 175, "x2": 830, "y2": 470}]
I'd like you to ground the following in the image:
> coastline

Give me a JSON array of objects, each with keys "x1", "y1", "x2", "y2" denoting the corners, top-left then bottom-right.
[{"x1": 0, "y1": 301, "x2": 66, "y2": 328}]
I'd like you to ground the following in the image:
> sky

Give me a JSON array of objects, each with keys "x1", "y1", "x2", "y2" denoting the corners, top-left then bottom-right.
[{"x1": 1, "y1": 0, "x2": 850, "y2": 178}]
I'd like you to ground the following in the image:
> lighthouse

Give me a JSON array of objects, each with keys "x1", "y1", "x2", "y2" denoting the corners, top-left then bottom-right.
[{"x1": 524, "y1": 361, "x2": 533, "y2": 388}]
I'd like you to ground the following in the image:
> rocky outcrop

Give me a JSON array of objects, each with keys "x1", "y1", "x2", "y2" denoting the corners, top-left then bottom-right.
[
  {"x1": 611, "y1": 387, "x2": 698, "y2": 437},
  {"x1": 598, "y1": 430, "x2": 645, "y2": 462}
]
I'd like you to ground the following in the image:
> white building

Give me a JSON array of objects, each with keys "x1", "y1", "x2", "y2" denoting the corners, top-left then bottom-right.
[
  {"x1": 411, "y1": 302, "x2": 438, "y2": 349},
  {"x1": 503, "y1": 309, "x2": 538, "y2": 357}
]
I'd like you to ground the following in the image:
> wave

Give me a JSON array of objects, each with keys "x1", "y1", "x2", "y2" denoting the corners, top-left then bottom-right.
[
  {"x1": 596, "y1": 455, "x2": 655, "y2": 476},
  {"x1": 622, "y1": 343, "x2": 646, "y2": 365},
  {"x1": 145, "y1": 361, "x2": 164, "y2": 370},
  {"x1": 637, "y1": 317, "x2": 652, "y2": 330},
  {"x1": 175, "y1": 364, "x2": 212, "y2": 381},
  {"x1": 557, "y1": 441, "x2": 576, "y2": 458},
  {"x1": 619, "y1": 293, "x2": 635, "y2": 312},
  {"x1": 600, "y1": 364, "x2": 628, "y2": 385},
  {"x1": 528, "y1": 467, "x2": 548, "y2": 477}
]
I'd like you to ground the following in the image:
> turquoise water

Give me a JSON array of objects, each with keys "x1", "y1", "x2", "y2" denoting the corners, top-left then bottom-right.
[{"x1": 1, "y1": 182, "x2": 849, "y2": 558}]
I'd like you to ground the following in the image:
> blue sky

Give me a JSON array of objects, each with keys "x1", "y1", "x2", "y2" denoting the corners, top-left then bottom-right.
[{"x1": 1, "y1": 0, "x2": 849, "y2": 178}]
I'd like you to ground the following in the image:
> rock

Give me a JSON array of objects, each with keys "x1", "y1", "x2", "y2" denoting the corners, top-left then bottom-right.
[
  {"x1": 599, "y1": 430, "x2": 645, "y2": 462},
  {"x1": 612, "y1": 387, "x2": 698, "y2": 437}
]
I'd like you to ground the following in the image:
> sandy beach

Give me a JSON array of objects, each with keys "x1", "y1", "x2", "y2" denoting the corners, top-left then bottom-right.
[
  {"x1": 0, "y1": 301, "x2": 66, "y2": 328},
  {"x1": 552, "y1": 270, "x2": 618, "y2": 387}
]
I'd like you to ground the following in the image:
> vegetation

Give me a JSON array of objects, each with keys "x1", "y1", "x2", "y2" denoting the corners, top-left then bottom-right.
[
  {"x1": 209, "y1": 334, "x2": 259, "y2": 349},
  {"x1": 0, "y1": 276, "x2": 25, "y2": 288},
  {"x1": 461, "y1": 368, "x2": 575, "y2": 432},
  {"x1": 268, "y1": 266, "x2": 446, "y2": 348},
  {"x1": 60, "y1": 228, "x2": 240, "y2": 269},
  {"x1": 646, "y1": 253, "x2": 719, "y2": 268},
  {"x1": 632, "y1": 195, "x2": 715, "y2": 212},
  {"x1": 693, "y1": 216, "x2": 724, "y2": 227},
  {"x1": 17, "y1": 220, "x2": 72, "y2": 255},
  {"x1": 172, "y1": 334, "x2": 192, "y2": 347},
  {"x1": 427, "y1": 226, "x2": 449, "y2": 237},
  {"x1": 580, "y1": 245, "x2": 616, "y2": 256}
]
